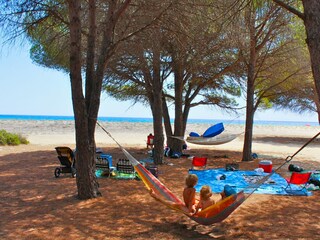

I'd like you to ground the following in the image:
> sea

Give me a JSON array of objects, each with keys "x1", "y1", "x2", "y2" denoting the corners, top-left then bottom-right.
[{"x1": 0, "y1": 114, "x2": 318, "y2": 127}]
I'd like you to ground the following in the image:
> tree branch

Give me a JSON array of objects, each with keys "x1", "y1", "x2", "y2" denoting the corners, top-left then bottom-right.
[{"x1": 272, "y1": 0, "x2": 305, "y2": 20}]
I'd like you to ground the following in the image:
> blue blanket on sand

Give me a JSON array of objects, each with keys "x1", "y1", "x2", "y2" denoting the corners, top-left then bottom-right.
[{"x1": 189, "y1": 168, "x2": 312, "y2": 196}]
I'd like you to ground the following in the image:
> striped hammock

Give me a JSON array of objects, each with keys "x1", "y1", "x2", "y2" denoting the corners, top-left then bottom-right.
[
  {"x1": 97, "y1": 121, "x2": 320, "y2": 225},
  {"x1": 121, "y1": 147, "x2": 245, "y2": 225},
  {"x1": 96, "y1": 121, "x2": 245, "y2": 225}
]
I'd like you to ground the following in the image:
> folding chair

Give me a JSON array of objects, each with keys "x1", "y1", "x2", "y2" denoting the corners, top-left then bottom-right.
[
  {"x1": 191, "y1": 157, "x2": 207, "y2": 170},
  {"x1": 96, "y1": 154, "x2": 113, "y2": 177},
  {"x1": 285, "y1": 172, "x2": 312, "y2": 195},
  {"x1": 115, "y1": 159, "x2": 136, "y2": 179}
]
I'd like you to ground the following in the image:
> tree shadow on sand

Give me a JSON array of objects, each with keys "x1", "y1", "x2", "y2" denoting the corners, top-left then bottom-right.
[
  {"x1": 0, "y1": 148, "x2": 319, "y2": 239},
  {"x1": 254, "y1": 136, "x2": 320, "y2": 147}
]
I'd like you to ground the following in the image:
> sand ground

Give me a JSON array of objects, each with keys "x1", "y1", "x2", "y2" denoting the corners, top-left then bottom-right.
[{"x1": 0, "y1": 121, "x2": 319, "y2": 239}]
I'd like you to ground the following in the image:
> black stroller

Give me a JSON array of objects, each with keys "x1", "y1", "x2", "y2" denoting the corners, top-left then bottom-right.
[{"x1": 54, "y1": 146, "x2": 76, "y2": 178}]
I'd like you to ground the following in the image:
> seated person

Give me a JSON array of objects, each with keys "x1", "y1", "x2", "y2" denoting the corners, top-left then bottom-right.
[
  {"x1": 147, "y1": 133, "x2": 154, "y2": 148},
  {"x1": 194, "y1": 185, "x2": 215, "y2": 214},
  {"x1": 220, "y1": 184, "x2": 236, "y2": 199},
  {"x1": 149, "y1": 174, "x2": 198, "y2": 215}
]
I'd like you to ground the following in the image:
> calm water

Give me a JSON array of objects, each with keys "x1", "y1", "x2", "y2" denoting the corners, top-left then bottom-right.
[{"x1": 0, "y1": 114, "x2": 318, "y2": 126}]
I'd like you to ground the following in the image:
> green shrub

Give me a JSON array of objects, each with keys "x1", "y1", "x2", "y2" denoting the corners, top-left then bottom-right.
[
  {"x1": 0, "y1": 129, "x2": 29, "y2": 146},
  {"x1": 19, "y1": 135, "x2": 29, "y2": 145},
  {"x1": 6, "y1": 134, "x2": 20, "y2": 145},
  {"x1": 0, "y1": 130, "x2": 7, "y2": 145}
]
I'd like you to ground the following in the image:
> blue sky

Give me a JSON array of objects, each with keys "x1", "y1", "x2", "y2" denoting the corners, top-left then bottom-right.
[{"x1": 0, "y1": 42, "x2": 318, "y2": 122}]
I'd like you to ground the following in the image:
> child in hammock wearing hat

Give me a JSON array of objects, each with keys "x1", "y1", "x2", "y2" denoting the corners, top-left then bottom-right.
[
  {"x1": 220, "y1": 184, "x2": 237, "y2": 199},
  {"x1": 149, "y1": 174, "x2": 199, "y2": 215}
]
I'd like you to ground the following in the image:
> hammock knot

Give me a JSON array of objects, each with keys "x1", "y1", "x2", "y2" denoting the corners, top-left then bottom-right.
[{"x1": 285, "y1": 156, "x2": 293, "y2": 162}]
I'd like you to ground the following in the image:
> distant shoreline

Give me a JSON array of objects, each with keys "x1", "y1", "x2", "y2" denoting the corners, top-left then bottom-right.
[
  {"x1": 0, "y1": 114, "x2": 318, "y2": 126},
  {"x1": 0, "y1": 119, "x2": 319, "y2": 160}
]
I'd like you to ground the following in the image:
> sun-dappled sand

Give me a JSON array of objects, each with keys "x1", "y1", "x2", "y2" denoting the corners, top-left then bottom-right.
[{"x1": 0, "y1": 120, "x2": 319, "y2": 239}]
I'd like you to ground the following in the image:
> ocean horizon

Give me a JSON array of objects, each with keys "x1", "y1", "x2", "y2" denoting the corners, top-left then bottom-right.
[{"x1": 0, "y1": 114, "x2": 318, "y2": 127}]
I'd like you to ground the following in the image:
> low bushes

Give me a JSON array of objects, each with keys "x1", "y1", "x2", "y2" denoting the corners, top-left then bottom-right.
[{"x1": 0, "y1": 129, "x2": 29, "y2": 146}]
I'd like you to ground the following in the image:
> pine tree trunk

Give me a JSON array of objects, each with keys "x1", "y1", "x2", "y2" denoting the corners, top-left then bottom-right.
[
  {"x1": 151, "y1": 42, "x2": 164, "y2": 165},
  {"x1": 68, "y1": 0, "x2": 100, "y2": 199},
  {"x1": 303, "y1": 0, "x2": 320, "y2": 117},
  {"x1": 171, "y1": 57, "x2": 184, "y2": 153},
  {"x1": 242, "y1": 85, "x2": 254, "y2": 161},
  {"x1": 242, "y1": 5, "x2": 256, "y2": 162}
]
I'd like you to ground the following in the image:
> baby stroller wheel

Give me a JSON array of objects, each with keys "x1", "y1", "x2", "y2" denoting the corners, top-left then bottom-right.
[{"x1": 54, "y1": 167, "x2": 61, "y2": 178}]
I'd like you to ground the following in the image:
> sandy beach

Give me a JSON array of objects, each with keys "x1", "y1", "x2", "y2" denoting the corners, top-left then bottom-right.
[
  {"x1": 1, "y1": 120, "x2": 319, "y2": 161},
  {"x1": 0, "y1": 120, "x2": 319, "y2": 239}
]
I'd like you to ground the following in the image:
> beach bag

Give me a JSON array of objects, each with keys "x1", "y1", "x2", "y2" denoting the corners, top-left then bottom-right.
[
  {"x1": 170, "y1": 151, "x2": 181, "y2": 159},
  {"x1": 309, "y1": 178, "x2": 320, "y2": 187},
  {"x1": 288, "y1": 164, "x2": 304, "y2": 172},
  {"x1": 226, "y1": 163, "x2": 239, "y2": 171}
]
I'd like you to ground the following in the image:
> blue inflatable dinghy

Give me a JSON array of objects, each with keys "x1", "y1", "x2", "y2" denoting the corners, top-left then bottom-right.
[{"x1": 202, "y1": 122, "x2": 224, "y2": 138}]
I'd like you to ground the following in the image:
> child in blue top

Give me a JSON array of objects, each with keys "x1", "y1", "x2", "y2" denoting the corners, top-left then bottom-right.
[{"x1": 220, "y1": 185, "x2": 236, "y2": 199}]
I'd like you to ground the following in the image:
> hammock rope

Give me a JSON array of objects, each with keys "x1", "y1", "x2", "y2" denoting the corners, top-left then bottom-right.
[
  {"x1": 96, "y1": 121, "x2": 182, "y2": 203},
  {"x1": 96, "y1": 121, "x2": 320, "y2": 225}
]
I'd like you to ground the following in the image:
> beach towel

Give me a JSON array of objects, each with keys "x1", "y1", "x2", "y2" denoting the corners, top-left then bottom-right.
[{"x1": 189, "y1": 168, "x2": 312, "y2": 196}]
